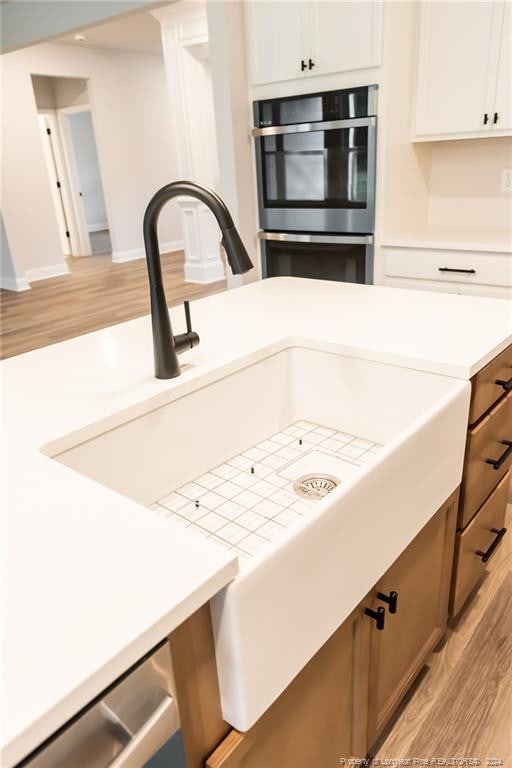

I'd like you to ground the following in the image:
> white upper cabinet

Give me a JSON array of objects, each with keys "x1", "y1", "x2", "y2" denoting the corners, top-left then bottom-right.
[
  {"x1": 246, "y1": 2, "x2": 308, "y2": 85},
  {"x1": 493, "y1": 0, "x2": 512, "y2": 131},
  {"x1": 246, "y1": 1, "x2": 383, "y2": 86},
  {"x1": 308, "y1": 2, "x2": 383, "y2": 78},
  {"x1": 414, "y1": 0, "x2": 512, "y2": 140}
]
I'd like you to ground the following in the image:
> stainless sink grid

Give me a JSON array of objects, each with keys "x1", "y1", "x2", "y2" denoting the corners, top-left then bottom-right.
[{"x1": 149, "y1": 421, "x2": 382, "y2": 564}]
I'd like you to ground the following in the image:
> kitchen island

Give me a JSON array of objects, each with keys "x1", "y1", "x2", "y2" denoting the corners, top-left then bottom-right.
[{"x1": 2, "y1": 277, "x2": 511, "y2": 767}]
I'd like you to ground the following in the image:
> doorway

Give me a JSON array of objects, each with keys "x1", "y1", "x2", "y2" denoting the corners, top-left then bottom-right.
[{"x1": 32, "y1": 75, "x2": 111, "y2": 258}]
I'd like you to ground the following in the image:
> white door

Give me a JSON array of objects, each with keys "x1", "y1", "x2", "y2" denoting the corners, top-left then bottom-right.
[
  {"x1": 493, "y1": 0, "x2": 511, "y2": 131},
  {"x1": 246, "y1": 1, "x2": 308, "y2": 85},
  {"x1": 309, "y1": 1, "x2": 382, "y2": 77},
  {"x1": 414, "y1": 1, "x2": 501, "y2": 137},
  {"x1": 37, "y1": 112, "x2": 84, "y2": 257},
  {"x1": 57, "y1": 108, "x2": 93, "y2": 256}
]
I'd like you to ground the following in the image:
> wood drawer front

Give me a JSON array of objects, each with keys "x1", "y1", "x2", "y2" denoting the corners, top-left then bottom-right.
[
  {"x1": 469, "y1": 343, "x2": 512, "y2": 426},
  {"x1": 451, "y1": 471, "x2": 509, "y2": 616},
  {"x1": 383, "y1": 248, "x2": 512, "y2": 287},
  {"x1": 460, "y1": 392, "x2": 512, "y2": 529}
]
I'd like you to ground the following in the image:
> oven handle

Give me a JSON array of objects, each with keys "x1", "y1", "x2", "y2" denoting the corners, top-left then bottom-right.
[
  {"x1": 258, "y1": 231, "x2": 373, "y2": 245},
  {"x1": 252, "y1": 116, "x2": 376, "y2": 137}
]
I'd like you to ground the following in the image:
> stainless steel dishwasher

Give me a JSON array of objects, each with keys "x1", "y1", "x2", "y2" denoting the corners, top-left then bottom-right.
[{"x1": 23, "y1": 642, "x2": 184, "y2": 768}]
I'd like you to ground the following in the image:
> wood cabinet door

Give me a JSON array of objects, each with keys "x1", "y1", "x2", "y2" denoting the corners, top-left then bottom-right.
[
  {"x1": 207, "y1": 605, "x2": 371, "y2": 768},
  {"x1": 245, "y1": 2, "x2": 308, "y2": 85},
  {"x1": 309, "y1": 1, "x2": 382, "y2": 77},
  {"x1": 366, "y1": 492, "x2": 458, "y2": 747},
  {"x1": 414, "y1": 1, "x2": 501, "y2": 138}
]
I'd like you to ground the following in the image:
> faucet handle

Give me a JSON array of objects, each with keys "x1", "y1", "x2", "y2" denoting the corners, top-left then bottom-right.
[
  {"x1": 174, "y1": 300, "x2": 200, "y2": 354},
  {"x1": 184, "y1": 300, "x2": 192, "y2": 334}
]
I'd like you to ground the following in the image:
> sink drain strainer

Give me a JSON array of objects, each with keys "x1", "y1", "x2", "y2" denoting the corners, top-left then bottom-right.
[{"x1": 293, "y1": 474, "x2": 340, "y2": 500}]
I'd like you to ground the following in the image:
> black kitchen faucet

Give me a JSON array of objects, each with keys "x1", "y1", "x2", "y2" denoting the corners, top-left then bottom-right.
[{"x1": 143, "y1": 181, "x2": 253, "y2": 379}]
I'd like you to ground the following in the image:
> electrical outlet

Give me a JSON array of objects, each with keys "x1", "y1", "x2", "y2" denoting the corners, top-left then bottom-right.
[{"x1": 502, "y1": 168, "x2": 512, "y2": 193}]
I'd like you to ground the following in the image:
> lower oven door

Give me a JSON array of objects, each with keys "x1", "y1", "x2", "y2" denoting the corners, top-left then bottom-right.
[{"x1": 259, "y1": 232, "x2": 373, "y2": 285}]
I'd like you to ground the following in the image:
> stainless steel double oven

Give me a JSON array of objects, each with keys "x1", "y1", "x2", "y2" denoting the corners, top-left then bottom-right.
[{"x1": 253, "y1": 85, "x2": 377, "y2": 284}]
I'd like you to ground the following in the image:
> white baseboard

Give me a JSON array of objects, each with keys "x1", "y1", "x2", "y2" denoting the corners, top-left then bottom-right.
[
  {"x1": 185, "y1": 259, "x2": 225, "y2": 284},
  {"x1": 88, "y1": 222, "x2": 109, "y2": 233},
  {"x1": 112, "y1": 240, "x2": 184, "y2": 263},
  {"x1": 0, "y1": 274, "x2": 31, "y2": 291},
  {"x1": 25, "y1": 262, "x2": 70, "y2": 283},
  {"x1": 111, "y1": 247, "x2": 144, "y2": 264}
]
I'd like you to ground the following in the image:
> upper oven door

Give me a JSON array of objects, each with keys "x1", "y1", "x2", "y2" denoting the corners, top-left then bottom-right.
[{"x1": 253, "y1": 117, "x2": 376, "y2": 234}]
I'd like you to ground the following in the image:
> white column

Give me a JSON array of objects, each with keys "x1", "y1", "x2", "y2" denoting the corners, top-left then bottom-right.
[
  {"x1": 207, "y1": 0, "x2": 259, "y2": 285},
  {"x1": 179, "y1": 199, "x2": 225, "y2": 284},
  {"x1": 153, "y1": 2, "x2": 230, "y2": 285}
]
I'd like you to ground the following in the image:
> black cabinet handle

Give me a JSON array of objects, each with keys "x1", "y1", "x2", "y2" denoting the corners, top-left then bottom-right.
[
  {"x1": 485, "y1": 440, "x2": 512, "y2": 470},
  {"x1": 493, "y1": 112, "x2": 499, "y2": 124},
  {"x1": 495, "y1": 376, "x2": 512, "y2": 392},
  {"x1": 300, "y1": 59, "x2": 307, "y2": 71},
  {"x1": 476, "y1": 527, "x2": 507, "y2": 563},
  {"x1": 377, "y1": 590, "x2": 398, "y2": 614},
  {"x1": 484, "y1": 113, "x2": 489, "y2": 125},
  {"x1": 364, "y1": 606, "x2": 385, "y2": 630},
  {"x1": 308, "y1": 58, "x2": 315, "y2": 70},
  {"x1": 438, "y1": 267, "x2": 476, "y2": 274}
]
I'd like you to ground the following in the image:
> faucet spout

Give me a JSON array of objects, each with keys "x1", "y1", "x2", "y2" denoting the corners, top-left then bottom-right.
[{"x1": 143, "y1": 181, "x2": 253, "y2": 379}]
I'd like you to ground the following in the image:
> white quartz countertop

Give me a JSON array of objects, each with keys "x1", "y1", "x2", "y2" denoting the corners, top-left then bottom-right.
[{"x1": 2, "y1": 277, "x2": 511, "y2": 767}]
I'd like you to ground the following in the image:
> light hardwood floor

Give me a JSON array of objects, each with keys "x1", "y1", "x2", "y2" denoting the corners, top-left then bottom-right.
[
  {"x1": 374, "y1": 504, "x2": 512, "y2": 765},
  {"x1": 0, "y1": 250, "x2": 226, "y2": 359}
]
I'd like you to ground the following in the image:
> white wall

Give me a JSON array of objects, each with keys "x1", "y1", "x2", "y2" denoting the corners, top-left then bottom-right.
[
  {"x1": 0, "y1": 212, "x2": 29, "y2": 291},
  {"x1": 377, "y1": 1, "x2": 432, "y2": 242},
  {"x1": 428, "y1": 138, "x2": 512, "y2": 237},
  {"x1": 67, "y1": 111, "x2": 108, "y2": 230},
  {"x1": 2, "y1": 41, "x2": 183, "y2": 280},
  {"x1": 54, "y1": 77, "x2": 89, "y2": 108},
  {"x1": 31, "y1": 74, "x2": 56, "y2": 109},
  {"x1": 31, "y1": 74, "x2": 90, "y2": 110}
]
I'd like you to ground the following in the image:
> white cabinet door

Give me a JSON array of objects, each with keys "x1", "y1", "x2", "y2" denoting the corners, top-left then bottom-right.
[
  {"x1": 246, "y1": 2, "x2": 308, "y2": 85},
  {"x1": 309, "y1": 1, "x2": 382, "y2": 77},
  {"x1": 493, "y1": 0, "x2": 512, "y2": 131},
  {"x1": 415, "y1": 1, "x2": 500, "y2": 138}
]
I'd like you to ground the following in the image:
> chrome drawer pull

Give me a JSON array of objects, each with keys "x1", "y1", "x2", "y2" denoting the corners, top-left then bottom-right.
[
  {"x1": 485, "y1": 440, "x2": 512, "y2": 470},
  {"x1": 475, "y1": 527, "x2": 507, "y2": 563},
  {"x1": 495, "y1": 376, "x2": 512, "y2": 392}
]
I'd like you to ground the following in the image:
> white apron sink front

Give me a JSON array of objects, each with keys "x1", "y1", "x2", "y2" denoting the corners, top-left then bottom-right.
[{"x1": 49, "y1": 339, "x2": 471, "y2": 731}]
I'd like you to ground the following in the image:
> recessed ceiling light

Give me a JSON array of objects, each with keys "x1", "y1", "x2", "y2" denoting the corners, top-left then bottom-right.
[{"x1": 74, "y1": 33, "x2": 86, "y2": 43}]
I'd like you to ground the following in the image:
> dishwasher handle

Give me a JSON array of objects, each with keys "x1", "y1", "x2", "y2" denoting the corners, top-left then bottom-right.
[
  {"x1": 109, "y1": 695, "x2": 179, "y2": 768},
  {"x1": 24, "y1": 643, "x2": 179, "y2": 768}
]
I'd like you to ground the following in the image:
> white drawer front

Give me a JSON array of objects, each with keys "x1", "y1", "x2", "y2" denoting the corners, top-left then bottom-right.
[
  {"x1": 382, "y1": 278, "x2": 512, "y2": 300},
  {"x1": 384, "y1": 248, "x2": 512, "y2": 288}
]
